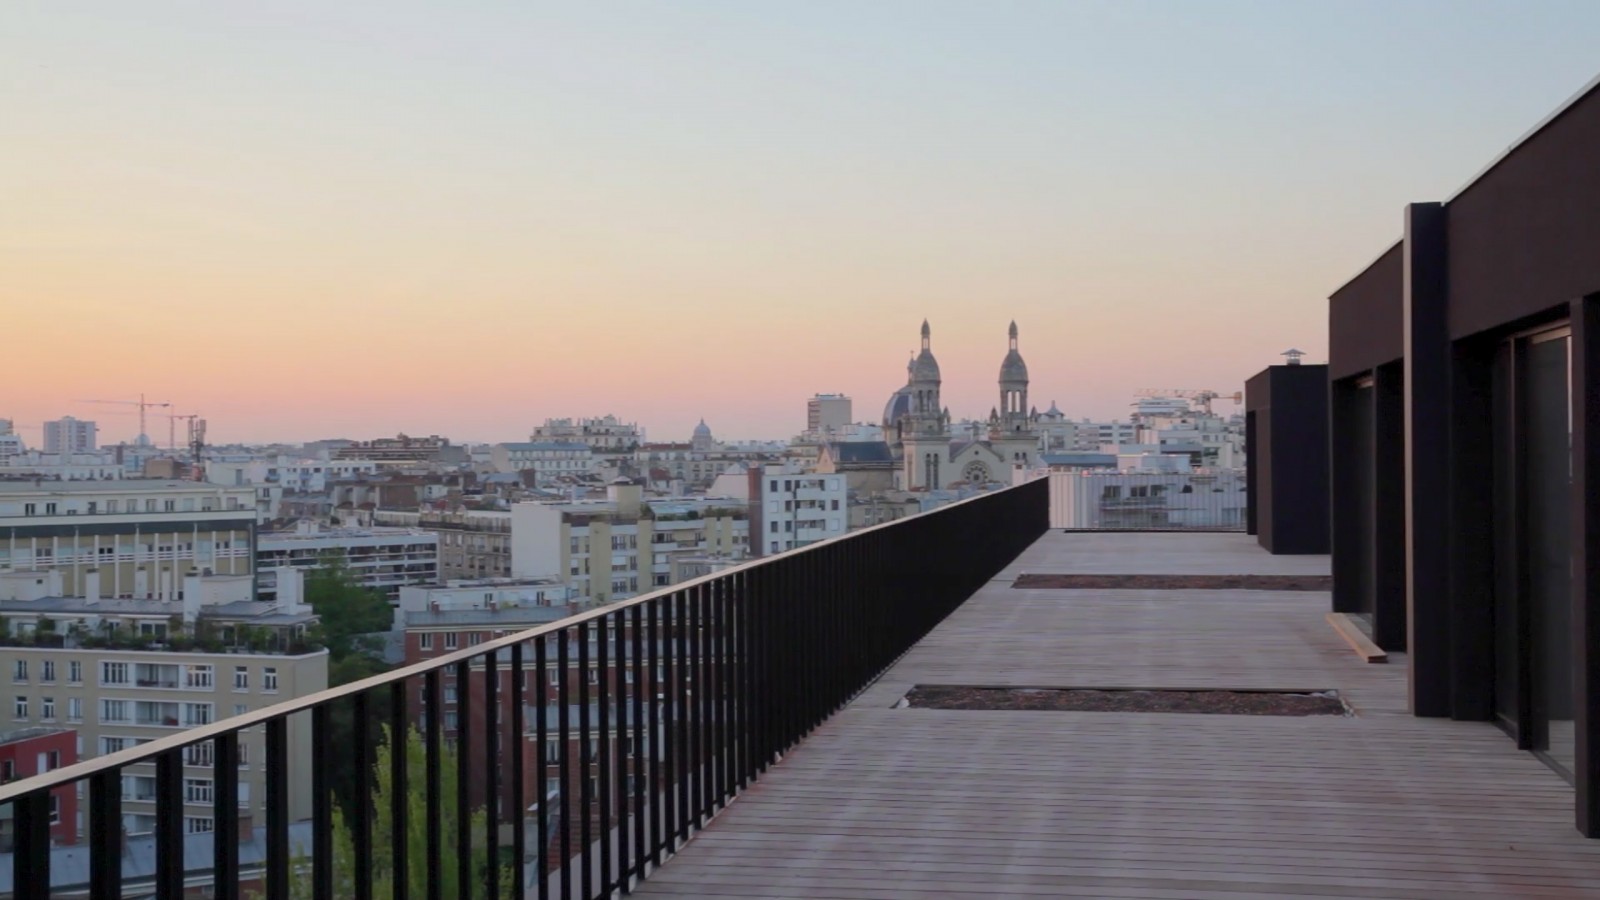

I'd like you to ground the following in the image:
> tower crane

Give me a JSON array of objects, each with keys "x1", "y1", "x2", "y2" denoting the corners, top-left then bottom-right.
[
  {"x1": 77, "y1": 395, "x2": 172, "y2": 446},
  {"x1": 1134, "y1": 389, "x2": 1244, "y2": 416}
]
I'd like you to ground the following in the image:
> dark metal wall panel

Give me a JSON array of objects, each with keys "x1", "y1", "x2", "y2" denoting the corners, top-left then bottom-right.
[
  {"x1": 1449, "y1": 87, "x2": 1600, "y2": 340},
  {"x1": 1330, "y1": 242, "x2": 1405, "y2": 380},
  {"x1": 1571, "y1": 294, "x2": 1600, "y2": 835}
]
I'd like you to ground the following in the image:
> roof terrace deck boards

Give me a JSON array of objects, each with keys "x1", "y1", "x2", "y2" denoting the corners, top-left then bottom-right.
[{"x1": 632, "y1": 532, "x2": 1600, "y2": 899}]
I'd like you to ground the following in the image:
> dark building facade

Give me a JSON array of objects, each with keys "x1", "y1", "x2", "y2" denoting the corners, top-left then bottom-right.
[
  {"x1": 1244, "y1": 363, "x2": 1330, "y2": 554},
  {"x1": 1327, "y1": 74, "x2": 1600, "y2": 834}
]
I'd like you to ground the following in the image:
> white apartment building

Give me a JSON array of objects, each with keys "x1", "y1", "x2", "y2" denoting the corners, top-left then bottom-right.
[
  {"x1": 42, "y1": 418, "x2": 97, "y2": 454},
  {"x1": 1047, "y1": 461, "x2": 1247, "y2": 530},
  {"x1": 0, "y1": 452, "x2": 126, "y2": 481},
  {"x1": 0, "y1": 480, "x2": 258, "y2": 600},
  {"x1": 256, "y1": 522, "x2": 439, "y2": 603},
  {"x1": 489, "y1": 442, "x2": 594, "y2": 479},
  {"x1": 709, "y1": 464, "x2": 847, "y2": 556},
  {"x1": 0, "y1": 568, "x2": 327, "y2": 835},
  {"x1": 511, "y1": 481, "x2": 747, "y2": 603}
]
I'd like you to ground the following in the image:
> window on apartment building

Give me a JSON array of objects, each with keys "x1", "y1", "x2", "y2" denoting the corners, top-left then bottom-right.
[
  {"x1": 445, "y1": 633, "x2": 459, "y2": 650},
  {"x1": 0, "y1": 759, "x2": 13, "y2": 782},
  {"x1": 185, "y1": 817, "x2": 215, "y2": 834},
  {"x1": 23, "y1": 503, "x2": 36, "y2": 516},
  {"x1": 162, "y1": 500, "x2": 175, "y2": 512},
  {"x1": 233, "y1": 667, "x2": 248, "y2": 690},
  {"x1": 419, "y1": 633, "x2": 433, "y2": 650},
  {"x1": 548, "y1": 668, "x2": 559, "y2": 685},
  {"x1": 183, "y1": 703, "x2": 213, "y2": 727},
  {"x1": 68, "y1": 661, "x2": 81, "y2": 684},
  {"x1": 107, "y1": 500, "x2": 119, "y2": 513},
  {"x1": 784, "y1": 521, "x2": 792, "y2": 532},
  {"x1": 444, "y1": 711, "x2": 458, "y2": 730},
  {"x1": 41, "y1": 697, "x2": 55, "y2": 720},
  {"x1": 13, "y1": 696, "x2": 27, "y2": 719},
  {"x1": 587, "y1": 668, "x2": 599, "y2": 685},
  {"x1": 67, "y1": 697, "x2": 82, "y2": 722},
  {"x1": 831, "y1": 499, "x2": 840, "y2": 511},
  {"x1": 44, "y1": 503, "x2": 57, "y2": 515},
  {"x1": 444, "y1": 686, "x2": 458, "y2": 704},
  {"x1": 468, "y1": 632, "x2": 484, "y2": 645},
  {"x1": 233, "y1": 704, "x2": 248, "y2": 718},
  {"x1": 44, "y1": 749, "x2": 60, "y2": 771},
  {"x1": 184, "y1": 742, "x2": 214, "y2": 767},
  {"x1": 145, "y1": 500, "x2": 157, "y2": 513},
  {"x1": 184, "y1": 778, "x2": 214, "y2": 803},
  {"x1": 186, "y1": 665, "x2": 214, "y2": 689},
  {"x1": 100, "y1": 699, "x2": 129, "y2": 723},
  {"x1": 262, "y1": 668, "x2": 278, "y2": 692},
  {"x1": 39, "y1": 660, "x2": 54, "y2": 683},
  {"x1": 11, "y1": 660, "x2": 26, "y2": 683},
  {"x1": 102, "y1": 662, "x2": 129, "y2": 685}
]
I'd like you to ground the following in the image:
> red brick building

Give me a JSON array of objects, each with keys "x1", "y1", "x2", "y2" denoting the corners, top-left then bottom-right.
[{"x1": 0, "y1": 726, "x2": 79, "y2": 849}]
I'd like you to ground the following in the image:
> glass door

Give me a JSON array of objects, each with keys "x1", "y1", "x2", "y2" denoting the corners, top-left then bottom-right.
[{"x1": 1523, "y1": 327, "x2": 1573, "y2": 776}]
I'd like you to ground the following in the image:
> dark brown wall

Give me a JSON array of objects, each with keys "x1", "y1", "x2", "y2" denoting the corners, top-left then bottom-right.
[
  {"x1": 1449, "y1": 83, "x2": 1600, "y2": 339},
  {"x1": 1329, "y1": 241, "x2": 1404, "y2": 379}
]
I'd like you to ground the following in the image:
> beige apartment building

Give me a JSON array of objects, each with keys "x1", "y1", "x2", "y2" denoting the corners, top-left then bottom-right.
[
  {"x1": 0, "y1": 480, "x2": 258, "y2": 600},
  {"x1": 511, "y1": 481, "x2": 747, "y2": 604},
  {"x1": 0, "y1": 567, "x2": 327, "y2": 836}
]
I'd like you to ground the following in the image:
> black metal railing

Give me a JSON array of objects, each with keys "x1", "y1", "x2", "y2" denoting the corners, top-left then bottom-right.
[
  {"x1": 1046, "y1": 469, "x2": 1246, "y2": 531},
  {"x1": 0, "y1": 478, "x2": 1047, "y2": 899}
]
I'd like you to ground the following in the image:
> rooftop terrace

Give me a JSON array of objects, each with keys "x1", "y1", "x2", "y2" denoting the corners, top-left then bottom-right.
[{"x1": 634, "y1": 532, "x2": 1600, "y2": 898}]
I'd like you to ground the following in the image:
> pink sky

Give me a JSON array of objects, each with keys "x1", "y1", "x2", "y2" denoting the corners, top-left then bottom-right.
[{"x1": 7, "y1": 3, "x2": 1595, "y2": 446}]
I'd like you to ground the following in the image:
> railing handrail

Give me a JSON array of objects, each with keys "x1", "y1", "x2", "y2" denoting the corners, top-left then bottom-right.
[{"x1": 0, "y1": 480, "x2": 1037, "y2": 803}]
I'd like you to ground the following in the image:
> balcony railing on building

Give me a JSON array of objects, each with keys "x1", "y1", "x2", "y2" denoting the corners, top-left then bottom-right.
[
  {"x1": 0, "y1": 479, "x2": 1048, "y2": 900},
  {"x1": 1046, "y1": 468, "x2": 1246, "y2": 531}
]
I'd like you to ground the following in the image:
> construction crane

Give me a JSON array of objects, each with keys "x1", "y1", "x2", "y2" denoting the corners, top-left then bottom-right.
[
  {"x1": 78, "y1": 395, "x2": 172, "y2": 446},
  {"x1": 1134, "y1": 389, "x2": 1244, "y2": 416}
]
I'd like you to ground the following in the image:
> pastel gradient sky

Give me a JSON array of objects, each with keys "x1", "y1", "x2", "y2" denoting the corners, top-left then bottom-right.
[{"x1": 6, "y1": 2, "x2": 1600, "y2": 446}]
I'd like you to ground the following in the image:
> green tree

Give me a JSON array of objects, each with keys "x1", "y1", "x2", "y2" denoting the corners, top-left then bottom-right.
[
  {"x1": 273, "y1": 725, "x2": 515, "y2": 899},
  {"x1": 303, "y1": 551, "x2": 393, "y2": 661}
]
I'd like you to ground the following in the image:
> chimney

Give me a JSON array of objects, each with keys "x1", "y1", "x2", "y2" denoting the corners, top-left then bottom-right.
[
  {"x1": 83, "y1": 568, "x2": 101, "y2": 603},
  {"x1": 607, "y1": 479, "x2": 642, "y2": 517},
  {"x1": 182, "y1": 571, "x2": 203, "y2": 625}
]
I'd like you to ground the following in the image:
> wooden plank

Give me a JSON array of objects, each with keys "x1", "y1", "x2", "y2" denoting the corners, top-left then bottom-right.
[
  {"x1": 1327, "y1": 611, "x2": 1389, "y2": 662},
  {"x1": 627, "y1": 533, "x2": 1597, "y2": 898}
]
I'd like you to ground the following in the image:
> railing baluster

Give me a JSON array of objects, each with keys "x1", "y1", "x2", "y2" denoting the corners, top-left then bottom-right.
[
  {"x1": 511, "y1": 641, "x2": 527, "y2": 900},
  {"x1": 484, "y1": 648, "x2": 501, "y2": 900},
  {"x1": 598, "y1": 614, "x2": 613, "y2": 897},
  {"x1": 350, "y1": 692, "x2": 373, "y2": 900},
  {"x1": 312, "y1": 704, "x2": 335, "y2": 898},
  {"x1": 266, "y1": 717, "x2": 290, "y2": 900},
  {"x1": 535, "y1": 635, "x2": 550, "y2": 900},
  {"x1": 214, "y1": 734, "x2": 241, "y2": 900},
  {"x1": 456, "y1": 658, "x2": 473, "y2": 900},
  {"x1": 391, "y1": 679, "x2": 410, "y2": 900},
  {"x1": 647, "y1": 598, "x2": 663, "y2": 866},
  {"x1": 90, "y1": 770, "x2": 123, "y2": 900},
  {"x1": 424, "y1": 669, "x2": 444, "y2": 900},
  {"x1": 578, "y1": 619, "x2": 593, "y2": 900},
  {"x1": 673, "y1": 590, "x2": 690, "y2": 843},
  {"x1": 687, "y1": 584, "x2": 702, "y2": 826},
  {"x1": 630, "y1": 602, "x2": 646, "y2": 881},
  {"x1": 613, "y1": 611, "x2": 630, "y2": 893},
  {"x1": 13, "y1": 790, "x2": 51, "y2": 900},
  {"x1": 558, "y1": 627, "x2": 572, "y2": 900}
]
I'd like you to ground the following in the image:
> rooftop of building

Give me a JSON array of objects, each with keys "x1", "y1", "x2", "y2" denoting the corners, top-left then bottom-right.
[
  {"x1": 629, "y1": 531, "x2": 1600, "y2": 897},
  {"x1": 495, "y1": 441, "x2": 593, "y2": 451},
  {"x1": 257, "y1": 525, "x2": 440, "y2": 543},
  {"x1": 0, "y1": 479, "x2": 246, "y2": 495},
  {"x1": 0, "y1": 726, "x2": 73, "y2": 746}
]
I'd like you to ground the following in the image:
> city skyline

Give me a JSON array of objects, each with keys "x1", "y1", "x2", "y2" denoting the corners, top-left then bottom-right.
[{"x1": 8, "y1": 2, "x2": 1600, "y2": 444}]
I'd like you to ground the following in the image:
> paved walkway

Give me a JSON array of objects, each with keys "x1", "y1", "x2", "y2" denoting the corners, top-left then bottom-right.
[{"x1": 634, "y1": 532, "x2": 1600, "y2": 898}]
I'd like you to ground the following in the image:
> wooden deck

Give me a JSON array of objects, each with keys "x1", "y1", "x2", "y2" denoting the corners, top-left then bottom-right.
[{"x1": 633, "y1": 532, "x2": 1600, "y2": 898}]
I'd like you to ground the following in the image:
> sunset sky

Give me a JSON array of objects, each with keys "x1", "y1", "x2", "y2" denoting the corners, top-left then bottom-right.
[{"x1": 7, "y1": 2, "x2": 1600, "y2": 446}]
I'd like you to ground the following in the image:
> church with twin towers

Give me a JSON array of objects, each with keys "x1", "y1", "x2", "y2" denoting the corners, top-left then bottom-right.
[{"x1": 881, "y1": 319, "x2": 1038, "y2": 491}]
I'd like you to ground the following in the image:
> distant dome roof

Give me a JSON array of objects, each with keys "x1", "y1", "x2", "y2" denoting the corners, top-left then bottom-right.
[
  {"x1": 692, "y1": 418, "x2": 711, "y2": 436},
  {"x1": 999, "y1": 320, "x2": 1027, "y2": 383},
  {"x1": 1000, "y1": 349, "x2": 1028, "y2": 382},
  {"x1": 912, "y1": 349, "x2": 941, "y2": 383},
  {"x1": 883, "y1": 386, "x2": 913, "y2": 429}
]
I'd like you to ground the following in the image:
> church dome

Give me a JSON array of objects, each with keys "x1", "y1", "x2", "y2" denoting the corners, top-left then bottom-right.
[
  {"x1": 999, "y1": 320, "x2": 1028, "y2": 383},
  {"x1": 882, "y1": 386, "x2": 913, "y2": 429},
  {"x1": 692, "y1": 418, "x2": 712, "y2": 438}
]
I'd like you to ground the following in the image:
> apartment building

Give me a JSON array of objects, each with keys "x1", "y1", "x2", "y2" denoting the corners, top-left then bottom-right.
[
  {"x1": 489, "y1": 442, "x2": 593, "y2": 480},
  {"x1": 0, "y1": 726, "x2": 77, "y2": 849},
  {"x1": 0, "y1": 568, "x2": 327, "y2": 837},
  {"x1": 0, "y1": 480, "x2": 258, "y2": 600},
  {"x1": 256, "y1": 522, "x2": 439, "y2": 603},
  {"x1": 41, "y1": 419, "x2": 97, "y2": 455},
  {"x1": 511, "y1": 481, "x2": 747, "y2": 604},
  {"x1": 806, "y1": 394, "x2": 853, "y2": 438},
  {"x1": 708, "y1": 464, "x2": 847, "y2": 557},
  {"x1": 531, "y1": 416, "x2": 642, "y2": 453}
]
